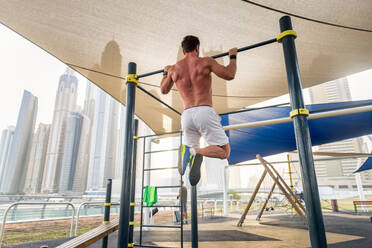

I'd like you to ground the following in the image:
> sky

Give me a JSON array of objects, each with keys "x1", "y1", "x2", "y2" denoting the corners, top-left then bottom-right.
[{"x1": 0, "y1": 21, "x2": 371, "y2": 141}]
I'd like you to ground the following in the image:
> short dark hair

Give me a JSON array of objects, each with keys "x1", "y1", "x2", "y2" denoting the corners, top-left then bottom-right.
[{"x1": 181, "y1": 35, "x2": 200, "y2": 53}]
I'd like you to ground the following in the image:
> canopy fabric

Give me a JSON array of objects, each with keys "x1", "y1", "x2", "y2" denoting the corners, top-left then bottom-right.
[
  {"x1": 224, "y1": 100, "x2": 372, "y2": 165},
  {"x1": 0, "y1": 1, "x2": 371, "y2": 133},
  {"x1": 355, "y1": 158, "x2": 372, "y2": 173}
]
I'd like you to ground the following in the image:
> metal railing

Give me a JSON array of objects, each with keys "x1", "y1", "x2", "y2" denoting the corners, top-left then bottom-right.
[
  {"x1": 74, "y1": 201, "x2": 120, "y2": 236},
  {"x1": 0, "y1": 202, "x2": 76, "y2": 248}
]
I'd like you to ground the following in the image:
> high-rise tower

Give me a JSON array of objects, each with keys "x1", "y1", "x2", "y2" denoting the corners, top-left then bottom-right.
[
  {"x1": 1, "y1": 90, "x2": 38, "y2": 194},
  {"x1": 42, "y1": 68, "x2": 78, "y2": 193}
]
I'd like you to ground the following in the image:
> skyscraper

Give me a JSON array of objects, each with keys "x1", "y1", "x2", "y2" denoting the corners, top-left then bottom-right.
[
  {"x1": 24, "y1": 123, "x2": 50, "y2": 194},
  {"x1": 86, "y1": 87, "x2": 119, "y2": 190},
  {"x1": 0, "y1": 126, "x2": 15, "y2": 191},
  {"x1": 59, "y1": 112, "x2": 84, "y2": 193},
  {"x1": 42, "y1": 68, "x2": 78, "y2": 193},
  {"x1": 308, "y1": 78, "x2": 372, "y2": 189},
  {"x1": 1, "y1": 90, "x2": 38, "y2": 194},
  {"x1": 72, "y1": 113, "x2": 91, "y2": 194}
]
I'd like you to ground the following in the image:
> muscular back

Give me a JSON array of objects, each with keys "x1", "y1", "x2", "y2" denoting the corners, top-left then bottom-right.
[{"x1": 171, "y1": 57, "x2": 212, "y2": 109}]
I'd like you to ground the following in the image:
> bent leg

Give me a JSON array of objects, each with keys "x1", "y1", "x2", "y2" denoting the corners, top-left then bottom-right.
[{"x1": 195, "y1": 143, "x2": 230, "y2": 159}]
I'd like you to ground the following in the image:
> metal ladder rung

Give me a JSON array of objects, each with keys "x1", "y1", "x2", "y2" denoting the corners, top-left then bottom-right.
[
  {"x1": 142, "y1": 224, "x2": 181, "y2": 229},
  {"x1": 155, "y1": 186, "x2": 181, "y2": 189},
  {"x1": 144, "y1": 166, "x2": 178, "y2": 171},
  {"x1": 142, "y1": 205, "x2": 181, "y2": 208},
  {"x1": 145, "y1": 148, "x2": 179, "y2": 154},
  {"x1": 134, "y1": 244, "x2": 177, "y2": 248}
]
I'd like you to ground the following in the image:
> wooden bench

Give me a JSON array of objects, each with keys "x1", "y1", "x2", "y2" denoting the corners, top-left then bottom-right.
[
  {"x1": 353, "y1": 201, "x2": 372, "y2": 213},
  {"x1": 201, "y1": 203, "x2": 215, "y2": 217},
  {"x1": 56, "y1": 218, "x2": 119, "y2": 248}
]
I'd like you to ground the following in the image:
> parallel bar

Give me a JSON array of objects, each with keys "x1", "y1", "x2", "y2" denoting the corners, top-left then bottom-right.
[
  {"x1": 280, "y1": 16, "x2": 327, "y2": 247},
  {"x1": 138, "y1": 131, "x2": 182, "y2": 139},
  {"x1": 129, "y1": 120, "x2": 139, "y2": 246},
  {"x1": 223, "y1": 104, "x2": 372, "y2": 131},
  {"x1": 117, "y1": 62, "x2": 137, "y2": 248},
  {"x1": 142, "y1": 224, "x2": 181, "y2": 229},
  {"x1": 101, "y1": 179, "x2": 112, "y2": 248},
  {"x1": 144, "y1": 166, "x2": 178, "y2": 171},
  {"x1": 137, "y1": 38, "x2": 277, "y2": 79},
  {"x1": 145, "y1": 148, "x2": 179, "y2": 154}
]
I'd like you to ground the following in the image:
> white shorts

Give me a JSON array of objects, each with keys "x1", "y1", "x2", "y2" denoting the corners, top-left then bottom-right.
[{"x1": 181, "y1": 106, "x2": 229, "y2": 148}]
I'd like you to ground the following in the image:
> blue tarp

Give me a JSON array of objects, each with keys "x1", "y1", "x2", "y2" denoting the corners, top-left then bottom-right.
[
  {"x1": 221, "y1": 100, "x2": 372, "y2": 165},
  {"x1": 355, "y1": 158, "x2": 372, "y2": 173}
]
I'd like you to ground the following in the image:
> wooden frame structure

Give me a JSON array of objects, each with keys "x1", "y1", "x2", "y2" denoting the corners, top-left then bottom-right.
[{"x1": 237, "y1": 154, "x2": 307, "y2": 227}]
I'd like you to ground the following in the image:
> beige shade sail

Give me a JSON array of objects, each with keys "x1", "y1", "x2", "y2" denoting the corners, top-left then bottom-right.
[{"x1": 0, "y1": 0, "x2": 371, "y2": 133}]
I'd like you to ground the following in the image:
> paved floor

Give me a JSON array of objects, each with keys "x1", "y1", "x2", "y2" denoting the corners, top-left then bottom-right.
[{"x1": 8, "y1": 212, "x2": 372, "y2": 248}]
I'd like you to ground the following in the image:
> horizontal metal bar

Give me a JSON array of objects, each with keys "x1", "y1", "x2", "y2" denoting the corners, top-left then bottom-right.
[
  {"x1": 212, "y1": 38, "x2": 277, "y2": 59},
  {"x1": 138, "y1": 38, "x2": 277, "y2": 79},
  {"x1": 142, "y1": 205, "x2": 181, "y2": 208},
  {"x1": 144, "y1": 167, "x2": 178, "y2": 171},
  {"x1": 223, "y1": 104, "x2": 372, "y2": 131},
  {"x1": 145, "y1": 148, "x2": 179, "y2": 154},
  {"x1": 154, "y1": 186, "x2": 181, "y2": 189},
  {"x1": 134, "y1": 244, "x2": 176, "y2": 248},
  {"x1": 138, "y1": 131, "x2": 182, "y2": 139},
  {"x1": 229, "y1": 154, "x2": 372, "y2": 167},
  {"x1": 138, "y1": 69, "x2": 164, "y2": 79},
  {"x1": 142, "y1": 224, "x2": 181, "y2": 229}
]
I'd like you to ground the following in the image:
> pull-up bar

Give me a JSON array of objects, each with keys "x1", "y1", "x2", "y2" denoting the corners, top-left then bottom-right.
[{"x1": 137, "y1": 38, "x2": 277, "y2": 79}]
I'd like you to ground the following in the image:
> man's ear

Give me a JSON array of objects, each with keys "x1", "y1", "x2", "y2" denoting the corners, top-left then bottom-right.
[{"x1": 183, "y1": 49, "x2": 186, "y2": 55}]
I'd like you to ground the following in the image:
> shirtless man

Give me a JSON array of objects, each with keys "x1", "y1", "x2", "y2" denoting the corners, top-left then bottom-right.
[{"x1": 160, "y1": 35, "x2": 237, "y2": 186}]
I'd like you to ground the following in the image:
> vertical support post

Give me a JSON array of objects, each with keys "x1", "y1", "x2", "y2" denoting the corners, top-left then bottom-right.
[
  {"x1": 191, "y1": 185, "x2": 198, "y2": 248},
  {"x1": 129, "y1": 119, "x2": 139, "y2": 247},
  {"x1": 102, "y1": 179, "x2": 112, "y2": 248},
  {"x1": 355, "y1": 158, "x2": 367, "y2": 211},
  {"x1": 117, "y1": 62, "x2": 137, "y2": 248},
  {"x1": 287, "y1": 154, "x2": 296, "y2": 215},
  {"x1": 280, "y1": 16, "x2": 327, "y2": 247},
  {"x1": 223, "y1": 166, "x2": 228, "y2": 216}
]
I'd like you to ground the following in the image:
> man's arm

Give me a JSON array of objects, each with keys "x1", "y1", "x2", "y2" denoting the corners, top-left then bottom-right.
[
  {"x1": 160, "y1": 65, "x2": 174, "y2": 94},
  {"x1": 208, "y1": 48, "x2": 237, "y2": 81}
]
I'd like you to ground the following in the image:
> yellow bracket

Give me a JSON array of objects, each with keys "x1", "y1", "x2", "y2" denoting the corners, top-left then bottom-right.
[
  {"x1": 129, "y1": 221, "x2": 135, "y2": 226},
  {"x1": 133, "y1": 136, "x2": 139, "y2": 140},
  {"x1": 126, "y1": 74, "x2": 138, "y2": 85},
  {"x1": 104, "y1": 203, "x2": 111, "y2": 206},
  {"x1": 130, "y1": 202, "x2": 136, "y2": 206},
  {"x1": 277, "y1": 30, "x2": 297, "y2": 43},
  {"x1": 290, "y1": 108, "x2": 309, "y2": 118},
  {"x1": 128, "y1": 243, "x2": 134, "y2": 247},
  {"x1": 102, "y1": 221, "x2": 109, "y2": 224}
]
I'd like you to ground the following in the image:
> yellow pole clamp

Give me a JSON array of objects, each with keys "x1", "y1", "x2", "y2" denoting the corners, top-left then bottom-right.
[
  {"x1": 129, "y1": 221, "x2": 135, "y2": 226},
  {"x1": 126, "y1": 74, "x2": 138, "y2": 85},
  {"x1": 133, "y1": 136, "x2": 139, "y2": 140},
  {"x1": 130, "y1": 202, "x2": 136, "y2": 206},
  {"x1": 277, "y1": 30, "x2": 297, "y2": 43},
  {"x1": 104, "y1": 203, "x2": 111, "y2": 206},
  {"x1": 102, "y1": 221, "x2": 109, "y2": 224},
  {"x1": 128, "y1": 243, "x2": 134, "y2": 247},
  {"x1": 290, "y1": 108, "x2": 309, "y2": 118}
]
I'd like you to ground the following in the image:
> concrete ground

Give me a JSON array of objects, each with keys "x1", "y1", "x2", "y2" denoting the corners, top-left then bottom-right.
[{"x1": 8, "y1": 212, "x2": 372, "y2": 248}]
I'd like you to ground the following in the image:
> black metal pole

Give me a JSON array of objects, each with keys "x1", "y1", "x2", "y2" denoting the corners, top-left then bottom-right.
[
  {"x1": 118, "y1": 62, "x2": 137, "y2": 248},
  {"x1": 279, "y1": 16, "x2": 327, "y2": 247},
  {"x1": 129, "y1": 119, "x2": 139, "y2": 247},
  {"x1": 191, "y1": 185, "x2": 198, "y2": 248},
  {"x1": 137, "y1": 38, "x2": 276, "y2": 79},
  {"x1": 102, "y1": 179, "x2": 112, "y2": 248}
]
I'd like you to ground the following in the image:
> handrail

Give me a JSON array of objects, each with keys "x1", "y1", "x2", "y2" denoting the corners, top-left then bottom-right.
[
  {"x1": 0, "y1": 202, "x2": 76, "y2": 248},
  {"x1": 74, "y1": 201, "x2": 120, "y2": 236}
]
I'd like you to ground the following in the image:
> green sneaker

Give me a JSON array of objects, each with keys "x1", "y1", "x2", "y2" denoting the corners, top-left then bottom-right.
[{"x1": 178, "y1": 144, "x2": 191, "y2": 175}]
